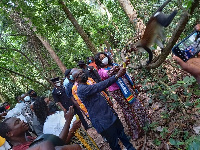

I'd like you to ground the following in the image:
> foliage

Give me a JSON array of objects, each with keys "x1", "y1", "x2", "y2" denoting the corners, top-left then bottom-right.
[{"x1": 0, "y1": 0, "x2": 199, "y2": 148}]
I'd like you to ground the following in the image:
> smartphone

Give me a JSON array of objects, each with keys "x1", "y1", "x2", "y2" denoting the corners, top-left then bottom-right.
[{"x1": 172, "y1": 31, "x2": 200, "y2": 62}]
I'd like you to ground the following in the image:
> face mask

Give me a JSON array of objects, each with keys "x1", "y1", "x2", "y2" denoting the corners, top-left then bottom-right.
[
  {"x1": 19, "y1": 100, "x2": 23, "y2": 103},
  {"x1": 69, "y1": 75, "x2": 74, "y2": 81},
  {"x1": 30, "y1": 92, "x2": 37, "y2": 97},
  {"x1": 64, "y1": 78, "x2": 69, "y2": 85},
  {"x1": 24, "y1": 96, "x2": 31, "y2": 102},
  {"x1": 81, "y1": 73, "x2": 88, "y2": 83},
  {"x1": 102, "y1": 57, "x2": 108, "y2": 65},
  {"x1": 89, "y1": 60, "x2": 92, "y2": 63},
  {"x1": 55, "y1": 82, "x2": 61, "y2": 87}
]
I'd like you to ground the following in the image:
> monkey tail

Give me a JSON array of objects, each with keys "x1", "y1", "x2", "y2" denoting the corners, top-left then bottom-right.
[
  {"x1": 136, "y1": 46, "x2": 153, "y2": 65},
  {"x1": 154, "y1": 0, "x2": 171, "y2": 14}
]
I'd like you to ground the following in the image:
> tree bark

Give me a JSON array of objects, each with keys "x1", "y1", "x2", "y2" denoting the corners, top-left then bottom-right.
[
  {"x1": 35, "y1": 35, "x2": 66, "y2": 74},
  {"x1": 59, "y1": 0, "x2": 97, "y2": 54},
  {"x1": 118, "y1": 0, "x2": 145, "y2": 36},
  {"x1": 9, "y1": 12, "x2": 57, "y2": 77},
  {"x1": 10, "y1": 11, "x2": 66, "y2": 75},
  {"x1": 146, "y1": 0, "x2": 199, "y2": 69}
]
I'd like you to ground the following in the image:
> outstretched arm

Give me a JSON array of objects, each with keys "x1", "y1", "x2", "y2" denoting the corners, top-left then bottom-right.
[
  {"x1": 59, "y1": 106, "x2": 74, "y2": 142},
  {"x1": 173, "y1": 53, "x2": 200, "y2": 85}
]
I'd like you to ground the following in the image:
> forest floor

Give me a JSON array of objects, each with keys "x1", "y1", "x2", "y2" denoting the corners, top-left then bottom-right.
[{"x1": 86, "y1": 59, "x2": 200, "y2": 150}]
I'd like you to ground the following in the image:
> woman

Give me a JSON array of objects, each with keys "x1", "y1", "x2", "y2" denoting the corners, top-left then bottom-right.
[
  {"x1": 33, "y1": 98, "x2": 99, "y2": 150},
  {"x1": 95, "y1": 52, "x2": 150, "y2": 140}
]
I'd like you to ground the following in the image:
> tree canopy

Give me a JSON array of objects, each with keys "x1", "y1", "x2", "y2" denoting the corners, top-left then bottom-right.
[{"x1": 0, "y1": 0, "x2": 200, "y2": 148}]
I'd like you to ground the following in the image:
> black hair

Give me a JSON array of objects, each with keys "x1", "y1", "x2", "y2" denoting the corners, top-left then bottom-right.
[
  {"x1": 65, "y1": 69, "x2": 72, "y2": 78},
  {"x1": 94, "y1": 52, "x2": 113, "y2": 69},
  {"x1": 27, "y1": 89, "x2": 34, "y2": 94},
  {"x1": 2, "y1": 102, "x2": 9, "y2": 106},
  {"x1": 86, "y1": 56, "x2": 94, "y2": 64},
  {"x1": 0, "y1": 118, "x2": 11, "y2": 140},
  {"x1": 33, "y1": 97, "x2": 48, "y2": 125}
]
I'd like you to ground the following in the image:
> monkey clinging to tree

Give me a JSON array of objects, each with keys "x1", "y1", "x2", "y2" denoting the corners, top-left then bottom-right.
[{"x1": 125, "y1": 0, "x2": 177, "y2": 67}]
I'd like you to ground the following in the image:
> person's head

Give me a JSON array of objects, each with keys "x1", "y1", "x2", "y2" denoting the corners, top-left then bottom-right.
[
  {"x1": 66, "y1": 68, "x2": 77, "y2": 83},
  {"x1": 28, "y1": 90, "x2": 37, "y2": 98},
  {"x1": 24, "y1": 95, "x2": 31, "y2": 104},
  {"x1": 16, "y1": 95, "x2": 24, "y2": 103},
  {"x1": 87, "y1": 56, "x2": 94, "y2": 64},
  {"x1": 33, "y1": 97, "x2": 49, "y2": 124},
  {"x1": 64, "y1": 69, "x2": 72, "y2": 79},
  {"x1": 95, "y1": 52, "x2": 112, "y2": 68},
  {"x1": 44, "y1": 97, "x2": 50, "y2": 104},
  {"x1": 2, "y1": 102, "x2": 10, "y2": 110},
  {"x1": 77, "y1": 60, "x2": 86, "y2": 69},
  {"x1": 50, "y1": 77, "x2": 61, "y2": 87},
  {"x1": 0, "y1": 117, "x2": 29, "y2": 141},
  {"x1": 104, "y1": 47, "x2": 108, "y2": 52},
  {"x1": 73, "y1": 69, "x2": 88, "y2": 84},
  {"x1": 195, "y1": 24, "x2": 200, "y2": 31}
]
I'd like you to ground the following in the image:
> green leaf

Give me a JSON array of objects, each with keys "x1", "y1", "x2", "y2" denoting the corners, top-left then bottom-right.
[{"x1": 169, "y1": 138, "x2": 176, "y2": 145}]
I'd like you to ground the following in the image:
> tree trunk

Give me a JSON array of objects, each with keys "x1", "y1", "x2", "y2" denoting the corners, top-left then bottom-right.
[
  {"x1": 9, "y1": 12, "x2": 57, "y2": 77},
  {"x1": 118, "y1": 0, "x2": 145, "y2": 36},
  {"x1": 36, "y1": 35, "x2": 66, "y2": 74},
  {"x1": 0, "y1": 92, "x2": 5, "y2": 103},
  {"x1": 59, "y1": 0, "x2": 97, "y2": 54},
  {"x1": 10, "y1": 12, "x2": 66, "y2": 75},
  {"x1": 146, "y1": 0, "x2": 199, "y2": 69}
]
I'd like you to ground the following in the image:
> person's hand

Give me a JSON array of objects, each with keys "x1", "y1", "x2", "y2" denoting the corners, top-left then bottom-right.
[
  {"x1": 173, "y1": 53, "x2": 200, "y2": 84},
  {"x1": 116, "y1": 67, "x2": 126, "y2": 78},
  {"x1": 113, "y1": 66, "x2": 120, "y2": 72},
  {"x1": 195, "y1": 24, "x2": 200, "y2": 31},
  {"x1": 124, "y1": 58, "x2": 130, "y2": 66},
  {"x1": 71, "y1": 120, "x2": 81, "y2": 132},
  {"x1": 0, "y1": 112, "x2": 7, "y2": 120},
  {"x1": 64, "y1": 106, "x2": 74, "y2": 123}
]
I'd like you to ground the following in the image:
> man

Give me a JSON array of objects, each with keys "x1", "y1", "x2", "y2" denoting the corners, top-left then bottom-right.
[
  {"x1": 76, "y1": 68, "x2": 136, "y2": 150},
  {"x1": 77, "y1": 60, "x2": 102, "y2": 83},
  {"x1": 0, "y1": 106, "x2": 81, "y2": 150},
  {"x1": 27, "y1": 90, "x2": 39, "y2": 103},
  {"x1": 63, "y1": 68, "x2": 76, "y2": 98},
  {"x1": 51, "y1": 77, "x2": 89, "y2": 130}
]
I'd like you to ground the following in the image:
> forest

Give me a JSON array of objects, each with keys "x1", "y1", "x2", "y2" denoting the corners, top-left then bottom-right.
[{"x1": 0, "y1": 0, "x2": 200, "y2": 149}]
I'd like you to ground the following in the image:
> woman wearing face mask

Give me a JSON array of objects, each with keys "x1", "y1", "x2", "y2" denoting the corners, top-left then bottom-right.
[{"x1": 95, "y1": 52, "x2": 150, "y2": 140}]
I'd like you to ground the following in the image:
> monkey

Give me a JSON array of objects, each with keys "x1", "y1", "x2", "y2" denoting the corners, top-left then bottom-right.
[{"x1": 125, "y1": 0, "x2": 177, "y2": 66}]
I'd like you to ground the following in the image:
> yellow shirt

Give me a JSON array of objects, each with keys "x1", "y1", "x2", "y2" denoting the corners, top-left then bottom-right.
[{"x1": 0, "y1": 136, "x2": 5, "y2": 147}]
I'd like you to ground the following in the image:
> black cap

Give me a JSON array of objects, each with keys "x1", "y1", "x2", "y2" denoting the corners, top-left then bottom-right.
[
  {"x1": 64, "y1": 69, "x2": 71, "y2": 77},
  {"x1": 77, "y1": 60, "x2": 85, "y2": 66},
  {"x1": 50, "y1": 77, "x2": 59, "y2": 83},
  {"x1": 27, "y1": 89, "x2": 34, "y2": 94}
]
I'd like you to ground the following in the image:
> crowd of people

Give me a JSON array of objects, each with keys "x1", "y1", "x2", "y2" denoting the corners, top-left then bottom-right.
[{"x1": 0, "y1": 24, "x2": 199, "y2": 150}]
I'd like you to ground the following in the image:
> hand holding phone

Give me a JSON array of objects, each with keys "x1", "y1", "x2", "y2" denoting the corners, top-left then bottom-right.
[
  {"x1": 172, "y1": 31, "x2": 200, "y2": 62},
  {"x1": 173, "y1": 53, "x2": 200, "y2": 84}
]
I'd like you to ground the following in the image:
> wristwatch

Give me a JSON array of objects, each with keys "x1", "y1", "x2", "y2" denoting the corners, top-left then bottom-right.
[{"x1": 114, "y1": 74, "x2": 119, "y2": 79}]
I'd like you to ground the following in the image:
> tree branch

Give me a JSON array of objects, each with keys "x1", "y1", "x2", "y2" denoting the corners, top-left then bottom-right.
[
  {"x1": 146, "y1": 0, "x2": 199, "y2": 69},
  {"x1": 0, "y1": 47, "x2": 51, "y2": 84},
  {"x1": 0, "y1": 66, "x2": 49, "y2": 89}
]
